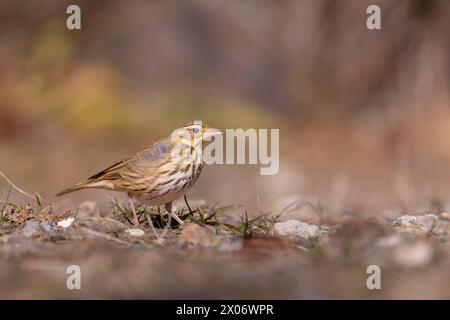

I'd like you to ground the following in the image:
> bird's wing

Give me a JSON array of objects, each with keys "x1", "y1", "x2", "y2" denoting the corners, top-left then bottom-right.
[
  {"x1": 87, "y1": 159, "x2": 128, "y2": 180},
  {"x1": 56, "y1": 137, "x2": 174, "y2": 196},
  {"x1": 87, "y1": 137, "x2": 172, "y2": 183},
  {"x1": 134, "y1": 137, "x2": 172, "y2": 164}
]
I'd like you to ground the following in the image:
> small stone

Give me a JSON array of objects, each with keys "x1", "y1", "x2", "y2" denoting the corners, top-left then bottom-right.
[
  {"x1": 367, "y1": 235, "x2": 435, "y2": 267},
  {"x1": 392, "y1": 214, "x2": 449, "y2": 239},
  {"x1": 103, "y1": 218, "x2": 130, "y2": 233},
  {"x1": 125, "y1": 228, "x2": 145, "y2": 237},
  {"x1": 365, "y1": 234, "x2": 406, "y2": 263},
  {"x1": 57, "y1": 217, "x2": 75, "y2": 228},
  {"x1": 9, "y1": 221, "x2": 57, "y2": 241},
  {"x1": 373, "y1": 234, "x2": 403, "y2": 248},
  {"x1": 273, "y1": 220, "x2": 322, "y2": 240},
  {"x1": 392, "y1": 241, "x2": 434, "y2": 267},
  {"x1": 392, "y1": 214, "x2": 438, "y2": 234},
  {"x1": 17, "y1": 221, "x2": 41, "y2": 238},
  {"x1": 179, "y1": 223, "x2": 220, "y2": 247},
  {"x1": 77, "y1": 201, "x2": 100, "y2": 219},
  {"x1": 39, "y1": 222, "x2": 57, "y2": 237},
  {"x1": 217, "y1": 237, "x2": 243, "y2": 252}
]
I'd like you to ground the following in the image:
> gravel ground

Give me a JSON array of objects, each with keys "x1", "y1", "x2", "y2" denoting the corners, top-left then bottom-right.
[{"x1": 1, "y1": 200, "x2": 450, "y2": 299}]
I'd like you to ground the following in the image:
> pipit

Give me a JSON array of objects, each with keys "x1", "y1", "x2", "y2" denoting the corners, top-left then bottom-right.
[{"x1": 57, "y1": 123, "x2": 222, "y2": 226}]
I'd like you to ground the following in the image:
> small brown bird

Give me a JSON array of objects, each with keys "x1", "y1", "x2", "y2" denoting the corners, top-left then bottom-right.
[{"x1": 57, "y1": 122, "x2": 222, "y2": 225}]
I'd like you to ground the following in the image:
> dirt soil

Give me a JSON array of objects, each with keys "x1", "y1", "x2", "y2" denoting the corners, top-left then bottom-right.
[{"x1": 1, "y1": 200, "x2": 450, "y2": 299}]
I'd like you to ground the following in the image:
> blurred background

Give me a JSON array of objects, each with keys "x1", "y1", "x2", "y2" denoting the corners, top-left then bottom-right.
[{"x1": 0, "y1": 0, "x2": 450, "y2": 218}]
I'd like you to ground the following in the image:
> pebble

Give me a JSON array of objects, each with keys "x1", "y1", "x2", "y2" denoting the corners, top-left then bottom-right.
[
  {"x1": 392, "y1": 214, "x2": 449, "y2": 239},
  {"x1": 125, "y1": 228, "x2": 145, "y2": 237},
  {"x1": 57, "y1": 217, "x2": 75, "y2": 228},
  {"x1": 273, "y1": 219, "x2": 322, "y2": 240}
]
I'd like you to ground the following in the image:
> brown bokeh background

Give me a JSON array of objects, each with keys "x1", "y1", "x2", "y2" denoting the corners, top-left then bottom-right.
[{"x1": 1, "y1": 0, "x2": 450, "y2": 218}]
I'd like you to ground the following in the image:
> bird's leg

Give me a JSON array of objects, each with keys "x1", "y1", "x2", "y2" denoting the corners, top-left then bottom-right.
[
  {"x1": 128, "y1": 194, "x2": 140, "y2": 226},
  {"x1": 165, "y1": 202, "x2": 184, "y2": 225}
]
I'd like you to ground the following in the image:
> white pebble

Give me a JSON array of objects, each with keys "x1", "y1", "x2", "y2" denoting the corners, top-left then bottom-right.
[
  {"x1": 125, "y1": 228, "x2": 145, "y2": 237},
  {"x1": 57, "y1": 217, "x2": 75, "y2": 228}
]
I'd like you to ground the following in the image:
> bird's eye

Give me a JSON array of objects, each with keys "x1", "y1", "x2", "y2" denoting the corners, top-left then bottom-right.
[{"x1": 192, "y1": 127, "x2": 200, "y2": 134}]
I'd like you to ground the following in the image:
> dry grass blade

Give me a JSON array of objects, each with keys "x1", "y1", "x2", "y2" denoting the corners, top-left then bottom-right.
[
  {"x1": 145, "y1": 212, "x2": 161, "y2": 239},
  {"x1": 159, "y1": 211, "x2": 172, "y2": 238},
  {"x1": 1, "y1": 187, "x2": 12, "y2": 217},
  {"x1": 275, "y1": 200, "x2": 324, "y2": 222},
  {"x1": 205, "y1": 205, "x2": 234, "y2": 221},
  {"x1": 0, "y1": 170, "x2": 50, "y2": 205},
  {"x1": 80, "y1": 227, "x2": 132, "y2": 246},
  {"x1": 108, "y1": 194, "x2": 127, "y2": 214}
]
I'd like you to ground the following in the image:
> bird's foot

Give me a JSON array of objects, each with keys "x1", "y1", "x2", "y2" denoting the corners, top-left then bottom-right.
[{"x1": 170, "y1": 212, "x2": 184, "y2": 225}]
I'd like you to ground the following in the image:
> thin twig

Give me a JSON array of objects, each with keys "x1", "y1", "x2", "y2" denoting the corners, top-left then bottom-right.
[
  {"x1": 146, "y1": 212, "x2": 161, "y2": 239},
  {"x1": 276, "y1": 200, "x2": 299, "y2": 219},
  {"x1": 80, "y1": 227, "x2": 132, "y2": 246},
  {"x1": 205, "y1": 200, "x2": 220, "y2": 217},
  {"x1": 108, "y1": 194, "x2": 126, "y2": 214},
  {"x1": 1, "y1": 186, "x2": 12, "y2": 217},
  {"x1": 104, "y1": 217, "x2": 130, "y2": 230},
  {"x1": 0, "y1": 170, "x2": 49, "y2": 204},
  {"x1": 160, "y1": 211, "x2": 172, "y2": 238}
]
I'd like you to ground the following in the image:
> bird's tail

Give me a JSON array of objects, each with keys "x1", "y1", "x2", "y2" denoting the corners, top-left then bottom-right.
[
  {"x1": 56, "y1": 179, "x2": 114, "y2": 196},
  {"x1": 56, "y1": 182, "x2": 89, "y2": 196}
]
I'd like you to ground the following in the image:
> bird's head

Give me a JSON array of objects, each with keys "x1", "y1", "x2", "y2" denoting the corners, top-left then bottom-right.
[{"x1": 171, "y1": 122, "x2": 222, "y2": 148}]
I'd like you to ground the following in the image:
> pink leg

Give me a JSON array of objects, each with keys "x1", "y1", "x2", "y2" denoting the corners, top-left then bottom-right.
[{"x1": 165, "y1": 202, "x2": 184, "y2": 225}]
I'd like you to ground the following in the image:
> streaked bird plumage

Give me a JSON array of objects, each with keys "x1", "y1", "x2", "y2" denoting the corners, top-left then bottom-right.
[{"x1": 57, "y1": 123, "x2": 221, "y2": 225}]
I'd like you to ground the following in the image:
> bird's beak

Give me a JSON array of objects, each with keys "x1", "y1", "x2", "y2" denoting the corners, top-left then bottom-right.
[{"x1": 203, "y1": 128, "x2": 222, "y2": 139}]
